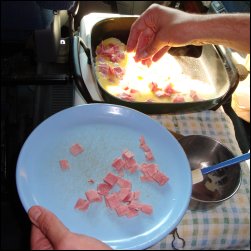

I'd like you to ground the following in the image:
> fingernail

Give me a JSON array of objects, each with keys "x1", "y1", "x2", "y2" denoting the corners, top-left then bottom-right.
[
  {"x1": 134, "y1": 51, "x2": 148, "y2": 62},
  {"x1": 140, "y1": 51, "x2": 149, "y2": 58},
  {"x1": 29, "y1": 207, "x2": 41, "y2": 224}
]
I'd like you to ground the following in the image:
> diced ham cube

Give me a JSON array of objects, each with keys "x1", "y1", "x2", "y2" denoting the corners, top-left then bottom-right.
[
  {"x1": 97, "y1": 183, "x2": 112, "y2": 196},
  {"x1": 123, "y1": 192, "x2": 134, "y2": 203},
  {"x1": 140, "y1": 163, "x2": 158, "y2": 176},
  {"x1": 124, "y1": 158, "x2": 138, "y2": 172},
  {"x1": 164, "y1": 84, "x2": 176, "y2": 95},
  {"x1": 145, "y1": 150, "x2": 154, "y2": 161},
  {"x1": 70, "y1": 143, "x2": 84, "y2": 156},
  {"x1": 117, "y1": 92, "x2": 135, "y2": 101},
  {"x1": 149, "y1": 82, "x2": 160, "y2": 92},
  {"x1": 139, "y1": 136, "x2": 146, "y2": 146},
  {"x1": 74, "y1": 198, "x2": 90, "y2": 211},
  {"x1": 133, "y1": 191, "x2": 140, "y2": 200},
  {"x1": 140, "y1": 144, "x2": 150, "y2": 152},
  {"x1": 144, "y1": 163, "x2": 158, "y2": 176},
  {"x1": 155, "y1": 90, "x2": 169, "y2": 98},
  {"x1": 112, "y1": 157, "x2": 125, "y2": 172},
  {"x1": 173, "y1": 95, "x2": 185, "y2": 103},
  {"x1": 116, "y1": 188, "x2": 131, "y2": 201},
  {"x1": 152, "y1": 171, "x2": 169, "y2": 186},
  {"x1": 103, "y1": 172, "x2": 118, "y2": 187},
  {"x1": 130, "y1": 89, "x2": 138, "y2": 94},
  {"x1": 140, "y1": 204, "x2": 153, "y2": 215},
  {"x1": 139, "y1": 136, "x2": 155, "y2": 161},
  {"x1": 128, "y1": 201, "x2": 143, "y2": 211},
  {"x1": 85, "y1": 190, "x2": 102, "y2": 202},
  {"x1": 128, "y1": 163, "x2": 138, "y2": 174},
  {"x1": 190, "y1": 90, "x2": 203, "y2": 101},
  {"x1": 122, "y1": 149, "x2": 134, "y2": 160},
  {"x1": 126, "y1": 208, "x2": 139, "y2": 218},
  {"x1": 105, "y1": 193, "x2": 121, "y2": 209},
  {"x1": 117, "y1": 177, "x2": 132, "y2": 189},
  {"x1": 115, "y1": 204, "x2": 130, "y2": 217},
  {"x1": 140, "y1": 174, "x2": 155, "y2": 182},
  {"x1": 59, "y1": 159, "x2": 69, "y2": 170}
]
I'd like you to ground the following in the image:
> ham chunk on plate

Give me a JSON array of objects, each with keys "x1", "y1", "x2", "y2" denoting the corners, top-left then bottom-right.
[
  {"x1": 74, "y1": 198, "x2": 90, "y2": 211},
  {"x1": 105, "y1": 193, "x2": 121, "y2": 209},
  {"x1": 152, "y1": 171, "x2": 169, "y2": 186},
  {"x1": 85, "y1": 190, "x2": 102, "y2": 202},
  {"x1": 140, "y1": 204, "x2": 153, "y2": 215},
  {"x1": 97, "y1": 183, "x2": 112, "y2": 196},
  {"x1": 70, "y1": 143, "x2": 84, "y2": 156},
  {"x1": 59, "y1": 159, "x2": 69, "y2": 170},
  {"x1": 103, "y1": 172, "x2": 118, "y2": 187}
]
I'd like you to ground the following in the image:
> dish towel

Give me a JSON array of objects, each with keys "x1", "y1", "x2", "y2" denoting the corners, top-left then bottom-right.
[{"x1": 148, "y1": 110, "x2": 250, "y2": 250}]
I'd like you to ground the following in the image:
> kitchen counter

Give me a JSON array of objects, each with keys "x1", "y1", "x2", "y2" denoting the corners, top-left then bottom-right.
[{"x1": 148, "y1": 110, "x2": 250, "y2": 250}]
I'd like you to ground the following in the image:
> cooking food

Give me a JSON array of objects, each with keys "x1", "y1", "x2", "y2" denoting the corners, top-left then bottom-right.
[{"x1": 95, "y1": 38, "x2": 216, "y2": 103}]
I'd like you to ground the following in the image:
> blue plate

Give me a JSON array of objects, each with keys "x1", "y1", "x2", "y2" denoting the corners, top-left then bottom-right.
[{"x1": 16, "y1": 103, "x2": 191, "y2": 250}]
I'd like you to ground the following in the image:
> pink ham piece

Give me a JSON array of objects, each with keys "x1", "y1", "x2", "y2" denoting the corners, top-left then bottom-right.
[
  {"x1": 145, "y1": 150, "x2": 154, "y2": 161},
  {"x1": 122, "y1": 192, "x2": 135, "y2": 203},
  {"x1": 105, "y1": 193, "x2": 121, "y2": 209},
  {"x1": 85, "y1": 190, "x2": 102, "y2": 202},
  {"x1": 115, "y1": 204, "x2": 130, "y2": 217},
  {"x1": 140, "y1": 204, "x2": 153, "y2": 215},
  {"x1": 140, "y1": 174, "x2": 155, "y2": 182},
  {"x1": 70, "y1": 143, "x2": 84, "y2": 156},
  {"x1": 96, "y1": 42, "x2": 125, "y2": 63},
  {"x1": 126, "y1": 208, "x2": 139, "y2": 218},
  {"x1": 190, "y1": 90, "x2": 203, "y2": 101},
  {"x1": 173, "y1": 95, "x2": 185, "y2": 103},
  {"x1": 74, "y1": 198, "x2": 90, "y2": 211},
  {"x1": 117, "y1": 177, "x2": 132, "y2": 189},
  {"x1": 139, "y1": 136, "x2": 155, "y2": 161},
  {"x1": 97, "y1": 183, "x2": 112, "y2": 196},
  {"x1": 103, "y1": 172, "x2": 118, "y2": 187},
  {"x1": 152, "y1": 171, "x2": 169, "y2": 186},
  {"x1": 59, "y1": 159, "x2": 69, "y2": 170},
  {"x1": 128, "y1": 200, "x2": 143, "y2": 211},
  {"x1": 122, "y1": 149, "x2": 134, "y2": 160},
  {"x1": 141, "y1": 163, "x2": 158, "y2": 177},
  {"x1": 149, "y1": 82, "x2": 161, "y2": 92},
  {"x1": 112, "y1": 157, "x2": 125, "y2": 172},
  {"x1": 116, "y1": 188, "x2": 131, "y2": 201},
  {"x1": 164, "y1": 84, "x2": 176, "y2": 96},
  {"x1": 117, "y1": 92, "x2": 135, "y2": 102},
  {"x1": 154, "y1": 90, "x2": 170, "y2": 98}
]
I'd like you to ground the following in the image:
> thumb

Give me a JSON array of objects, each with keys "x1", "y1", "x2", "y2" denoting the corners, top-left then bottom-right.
[{"x1": 28, "y1": 205, "x2": 69, "y2": 246}]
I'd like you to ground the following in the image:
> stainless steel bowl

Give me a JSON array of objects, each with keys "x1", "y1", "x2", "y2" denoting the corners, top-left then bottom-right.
[{"x1": 178, "y1": 135, "x2": 242, "y2": 203}]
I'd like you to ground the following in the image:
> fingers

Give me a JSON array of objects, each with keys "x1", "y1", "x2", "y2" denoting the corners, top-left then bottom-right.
[
  {"x1": 152, "y1": 46, "x2": 170, "y2": 62},
  {"x1": 30, "y1": 225, "x2": 53, "y2": 250},
  {"x1": 28, "y1": 205, "x2": 69, "y2": 247},
  {"x1": 127, "y1": 18, "x2": 147, "y2": 52}
]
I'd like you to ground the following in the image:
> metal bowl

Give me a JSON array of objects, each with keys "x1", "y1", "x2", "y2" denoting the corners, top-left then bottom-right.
[{"x1": 178, "y1": 135, "x2": 242, "y2": 203}]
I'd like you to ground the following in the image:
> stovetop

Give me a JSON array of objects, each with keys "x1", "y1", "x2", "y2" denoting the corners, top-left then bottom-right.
[
  {"x1": 1, "y1": 46, "x2": 74, "y2": 249},
  {"x1": 1, "y1": 85, "x2": 35, "y2": 249}
]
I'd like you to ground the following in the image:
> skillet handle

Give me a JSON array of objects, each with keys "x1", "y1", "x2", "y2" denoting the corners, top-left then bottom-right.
[
  {"x1": 210, "y1": 45, "x2": 239, "y2": 110},
  {"x1": 71, "y1": 35, "x2": 101, "y2": 103}
]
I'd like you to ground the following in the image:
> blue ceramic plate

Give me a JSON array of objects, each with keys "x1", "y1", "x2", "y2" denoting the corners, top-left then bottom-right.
[{"x1": 16, "y1": 104, "x2": 191, "y2": 250}]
